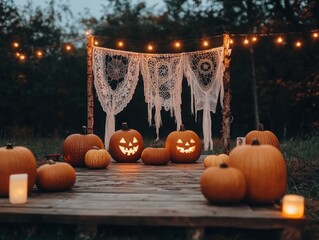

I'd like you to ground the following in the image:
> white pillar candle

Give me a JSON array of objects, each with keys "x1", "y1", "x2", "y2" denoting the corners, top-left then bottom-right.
[
  {"x1": 282, "y1": 194, "x2": 305, "y2": 219},
  {"x1": 9, "y1": 173, "x2": 28, "y2": 204}
]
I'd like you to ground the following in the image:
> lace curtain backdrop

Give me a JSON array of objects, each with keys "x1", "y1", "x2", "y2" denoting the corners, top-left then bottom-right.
[{"x1": 92, "y1": 46, "x2": 224, "y2": 150}]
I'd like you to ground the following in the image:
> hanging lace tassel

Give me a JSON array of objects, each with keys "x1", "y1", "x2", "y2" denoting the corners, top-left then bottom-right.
[{"x1": 202, "y1": 99, "x2": 213, "y2": 151}]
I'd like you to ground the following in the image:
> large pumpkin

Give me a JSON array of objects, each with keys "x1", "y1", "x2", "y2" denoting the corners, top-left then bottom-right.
[
  {"x1": 85, "y1": 146, "x2": 111, "y2": 169},
  {"x1": 204, "y1": 154, "x2": 229, "y2": 169},
  {"x1": 109, "y1": 122, "x2": 144, "y2": 163},
  {"x1": 141, "y1": 147, "x2": 171, "y2": 165},
  {"x1": 62, "y1": 126, "x2": 104, "y2": 167},
  {"x1": 228, "y1": 139, "x2": 287, "y2": 204},
  {"x1": 165, "y1": 124, "x2": 201, "y2": 163},
  {"x1": 0, "y1": 143, "x2": 37, "y2": 197},
  {"x1": 200, "y1": 163, "x2": 246, "y2": 204},
  {"x1": 36, "y1": 160, "x2": 76, "y2": 192},
  {"x1": 245, "y1": 123, "x2": 279, "y2": 148}
]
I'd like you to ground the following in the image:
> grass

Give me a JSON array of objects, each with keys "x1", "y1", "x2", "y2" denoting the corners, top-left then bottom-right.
[{"x1": 0, "y1": 131, "x2": 319, "y2": 239}]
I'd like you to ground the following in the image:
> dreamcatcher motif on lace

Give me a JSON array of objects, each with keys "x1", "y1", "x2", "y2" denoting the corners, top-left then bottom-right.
[
  {"x1": 93, "y1": 47, "x2": 140, "y2": 148},
  {"x1": 141, "y1": 54, "x2": 183, "y2": 139},
  {"x1": 184, "y1": 47, "x2": 225, "y2": 150}
]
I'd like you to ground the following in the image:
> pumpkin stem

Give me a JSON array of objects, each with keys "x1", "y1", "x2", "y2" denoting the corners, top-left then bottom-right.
[
  {"x1": 82, "y1": 126, "x2": 88, "y2": 135},
  {"x1": 48, "y1": 160, "x2": 56, "y2": 165},
  {"x1": 220, "y1": 163, "x2": 228, "y2": 168},
  {"x1": 252, "y1": 138, "x2": 260, "y2": 145},
  {"x1": 6, "y1": 143, "x2": 13, "y2": 149},
  {"x1": 257, "y1": 123, "x2": 264, "y2": 131},
  {"x1": 122, "y1": 122, "x2": 129, "y2": 131},
  {"x1": 92, "y1": 146, "x2": 100, "y2": 150},
  {"x1": 179, "y1": 124, "x2": 185, "y2": 131}
]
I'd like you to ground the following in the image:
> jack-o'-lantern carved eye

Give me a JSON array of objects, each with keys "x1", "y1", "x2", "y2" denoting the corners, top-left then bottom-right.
[
  {"x1": 177, "y1": 139, "x2": 183, "y2": 144},
  {"x1": 120, "y1": 138, "x2": 126, "y2": 144},
  {"x1": 190, "y1": 138, "x2": 195, "y2": 143},
  {"x1": 133, "y1": 137, "x2": 138, "y2": 143}
]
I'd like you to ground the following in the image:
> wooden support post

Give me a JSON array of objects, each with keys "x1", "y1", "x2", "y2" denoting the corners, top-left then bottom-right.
[
  {"x1": 221, "y1": 33, "x2": 232, "y2": 154},
  {"x1": 87, "y1": 35, "x2": 94, "y2": 134}
]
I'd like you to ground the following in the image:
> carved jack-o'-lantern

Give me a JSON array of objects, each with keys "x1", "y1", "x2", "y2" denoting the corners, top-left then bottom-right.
[
  {"x1": 109, "y1": 122, "x2": 144, "y2": 162},
  {"x1": 165, "y1": 124, "x2": 201, "y2": 163}
]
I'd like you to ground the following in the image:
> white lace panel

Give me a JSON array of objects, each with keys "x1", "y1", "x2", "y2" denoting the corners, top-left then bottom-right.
[
  {"x1": 93, "y1": 47, "x2": 140, "y2": 148},
  {"x1": 141, "y1": 54, "x2": 183, "y2": 139},
  {"x1": 184, "y1": 47, "x2": 225, "y2": 150}
]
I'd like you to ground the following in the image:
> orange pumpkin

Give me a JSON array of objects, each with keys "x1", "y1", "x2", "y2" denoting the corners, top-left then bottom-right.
[
  {"x1": 245, "y1": 123, "x2": 279, "y2": 148},
  {"x1": 165, "y1": 124, "x2": 201, "y2": 163},
  {"x1": 141, "y1": 147, "x2": 171, "y2": 165},
  {"x1": 36, "y1": 160, "x2": 76, "y2": 192},
  {"x1": 228, "y1": 138, "x2": 287, "y2": 204},
  {"x1": 204, "y1": 154, "x2": 229, "y2": 169},
  {"x1": 62, "y1": 126, "x2": 104, "y2": 167},
  {"x1": 0, "y1": 143, "x2": 37, "y2": 197},
  {"x1": 85, "y1": 146, "x2": 111, "y2": 169},
  {"x1": 200, "y1": 163, "x2": 246, "y2": 204},
  {"x1": 109, "y1": 122, "x2": 144, "y2": 163}
]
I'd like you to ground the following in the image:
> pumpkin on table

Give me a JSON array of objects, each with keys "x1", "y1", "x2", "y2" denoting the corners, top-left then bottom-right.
[
  {"x1": 108, "y1": 122, "x2": 144, "y2": 163},
  {"x1": 165, "y1": 124, "x2": 201, "y2": 163},
  {"x1": 200, "y1": 163, "x2": 246, "y2": 204},
  {"x1": 204, "y1": 154, "x2": 229, "y2": 169},
  {"x1": 36, "y1": 160, "x2": 76, "y2": 192},
  {"x1": 85, "y1": 146, "x2": 111, "y2": 169},
  {"x1": 62, "y1": 126, "x2": 104, "y2": 167},
  {"x1": 0, "y1": 143, "x2": 37, "y2": 197},
  {"x1": 228, "y1": 138, "x2": 287, "y2": 204},
  {"x1": 245, "y1": 123, "x2": 279, "y2": 148},
  {"x1": 141, "y1": 147, "x2": 171, "y2": 165}
]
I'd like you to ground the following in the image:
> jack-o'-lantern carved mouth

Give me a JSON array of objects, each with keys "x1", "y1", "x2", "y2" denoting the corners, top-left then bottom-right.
[
  {"x1": 175, "y1": 138, "x2": 196, "y2": 154},
  {"x1": 119, "y1": 137, "x2": 139, "y2": 156}
]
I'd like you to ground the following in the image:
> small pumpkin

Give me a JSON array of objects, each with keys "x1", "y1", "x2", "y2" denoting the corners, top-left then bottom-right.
[
  {"x1": 141, "y1": 147, "x2": 171, "y2": 165},
  {"x1": 62, "y1": 126, "x2": 104, "y2": 167},
  {"x1": 228, "y1": 138, "x2": 287, "y2": 204},
  {"x1": 204, "y1": 154, "x2": 229, "y2": 169},
  {"x1": 245, "y1": 123, "x2": 279, "y2": 148},
  {"x1": 200, "y1": 163, "x2": 246, "y2": 204},
  {"x1": 165, "y1": 124, "x2": 201, "y2": 163},
  {"x1": 109, "y1": 122, "x2": 144, "y2": 163},
  {"x1": 85, "y1": 146, "x2": 111, "y2": 169},
  {"x1": 0, "y1": 143, "x2": 37, "y2": 197},
  {"x1": 36, "y1": 160, "x2": 76, "y2": 192}
]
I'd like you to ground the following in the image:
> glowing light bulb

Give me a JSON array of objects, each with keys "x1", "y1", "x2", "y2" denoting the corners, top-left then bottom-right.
[
  {"x1": 276, "y1": 36, "x2": 283, "y2": 44},
  {"x1": 117, "y1": 41, "x2": 124, "y2": 47},
  {"x1": 174, "y1": 41, "x2": 181, "y2": 48},
  {"x1": 36, "y1": 50, "x2": 43, "y2": 58},
  {"x1": 229, "y1": 39, "x2": 234, "y2": 45},
  {"x1": 251, "y1": 36, "x2": 258, "y2": 42},
  {"x1": 243, "y1": 38, "x2": 249, "y2": 45},
  {"x1": 295, "y1": 41, "x2": 302, "y2": 48},
  {"x1": 19, "y1": 54, "x2": 26, "y2": 61},
  {"x1": 94, "y1": 40, "x2": 99, "y2": 46},
  {"x1": 65, "y1": 44, "x2": 72, "y2": 51},
  {"x1": 85, "y1": 29, "x2": 92, "y2": 36},
  {"x1": 202, "y1": 40, "x2": 209, "y2": 47},
  {"x1": 12, "y1": 42, "x2": 19, "y2": 48},
  {"x1": 147, "y1": 44, "x2": 153, "y2": 51},
  {"x1": 312, "y1": 32, "x2": 318, "y2": 39}
]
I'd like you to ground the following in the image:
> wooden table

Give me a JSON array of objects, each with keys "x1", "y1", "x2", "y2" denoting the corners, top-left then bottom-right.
[{"x1": 0, "y1": 156, "x2": 305, "y2": 239}]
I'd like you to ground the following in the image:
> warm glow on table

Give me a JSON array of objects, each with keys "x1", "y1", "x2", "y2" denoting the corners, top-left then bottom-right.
[
  {"x1": 9, "y1": 174, "x2": 28, "y2": 204},
  {"x1": 282, "y1": 194, "x2": 305, "y2": 219}
]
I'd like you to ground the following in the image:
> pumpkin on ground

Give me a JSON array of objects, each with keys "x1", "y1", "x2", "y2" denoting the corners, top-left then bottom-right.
[
  {"x1": 36, "y1": 160, "x2": 76, "y2": 192},
  {"x1": 204, "y1": 154, "x2": 229, "y2": 169},
  {"x1": 200, "y1": 163, "x2": 246, "y2": 204},
  {"x1": 62, "y1": 126, "x2": 104, "y2": 167},
  {"x1": 85, "y1": 146, "x2": 111, "y2": 169},
  {"x1": 228, "y1": 138, "x2": 287, "y2": 204},
  {"x1": 245, "y1": 123, "x2": 279, "y2": 148},
  {"x1": 109, "y1": 122, "x2": 144, "y2": 163},
  {"x1": 165, "y1": 124, "x2": 201, "y2": 163},
  {"x1": 0, "y1": 143, "x2": 37, "y2": 197},
  {"x1": 141, "y1": 147, "x2": 171, "y2": 165}
]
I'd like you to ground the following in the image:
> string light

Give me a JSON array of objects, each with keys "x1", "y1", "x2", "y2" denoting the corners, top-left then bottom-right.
[
  {"x1": 276, "y1": 36, "x2": 284, "y2": 44},
  {"x1": 174, "y1": 41, "x2": 181, "y2": 49},
  {"x1": 19, "y1": 54, "x2": 26, "y2": 61},
  {"x1": 243, "y1": 38, "x2": 249, "y2": 45},
  {"x1": 229, "y1": 39, "x2": 234, "y2": 45},
  {"x1": 147, "y1": 43, "x2": 154, "y2": 51},
  {"x1": 85, "y1": 29, "x2": 92, "y2": 36},
  {"x1": 295, "y1": 40, "x2": 302, "y2": 48},
  {"x1": 251, "y1": 36, "x2": 258, "y2": 42},
  {"x1": 313, "y1": 32, "x2": 318, "y2": 39},
  {"x1": 65, "y1": 44, "x2": 72, "y2": 52},
  {"x1": 94, "y1": 40, "x2": 99, "y2": 46},
  {"x1": 117, "y1": 41, "x2": 124, "y2": 48},
  {"x1": 202, "y1": 40, "x2": 209, "y2": 48},
  {"x1": 36, "y1": 50, "x2": 44, "y2": 58},
  {"x1": 12, "y1": 42, "x2": 19, "y2": 48}
]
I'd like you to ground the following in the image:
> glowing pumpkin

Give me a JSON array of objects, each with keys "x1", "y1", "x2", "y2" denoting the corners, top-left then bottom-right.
[
  {"x1": 109, "y1": 122, "x2": 144, "y2": 162},
  {"x1": 165, "y1": 124, "x2": 201, "y2": 163},
  {"x1": 245, "y1": 123, "x2": 279, "y2": 148}
]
